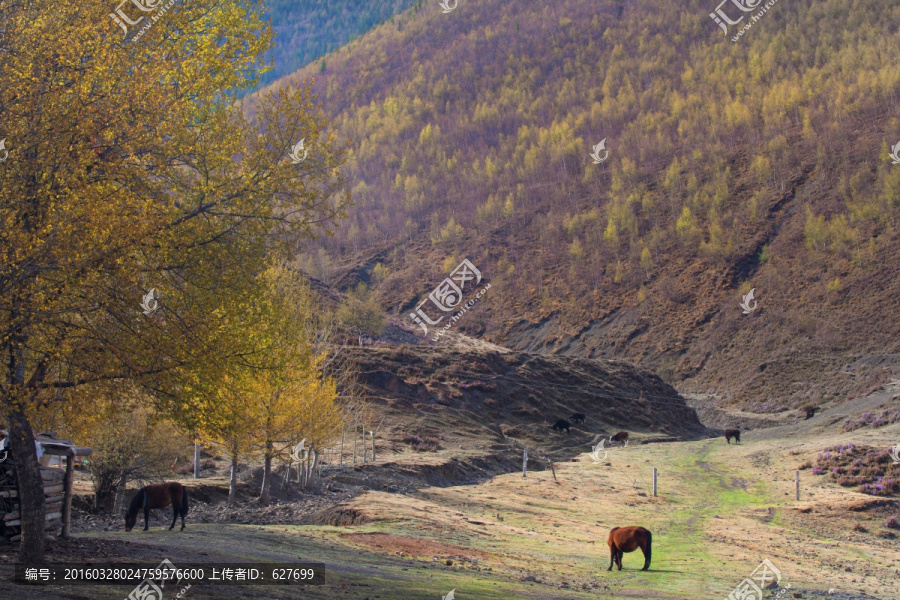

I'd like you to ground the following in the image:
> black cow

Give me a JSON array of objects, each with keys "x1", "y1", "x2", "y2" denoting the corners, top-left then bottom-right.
[
  {"x1": 552, "y1": 419, "x2": 571, "y2": 434},
  {"x1": 569, "y1": 413, "x2": 586, "y2": 425}
]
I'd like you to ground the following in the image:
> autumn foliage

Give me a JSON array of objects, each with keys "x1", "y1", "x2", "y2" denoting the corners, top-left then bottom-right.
[{"x1": 0, "y1": 0, "x2": 349, "y2": 560}]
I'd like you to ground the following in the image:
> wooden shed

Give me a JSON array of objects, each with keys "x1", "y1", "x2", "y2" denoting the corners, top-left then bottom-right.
[{"x1": 0, "y1": 432, "x2": 92, "y2": 542}]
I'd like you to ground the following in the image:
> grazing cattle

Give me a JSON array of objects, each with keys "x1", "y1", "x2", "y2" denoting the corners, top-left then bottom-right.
[
  {"x1": 552, "y1": 419, "x2": 571, "y2": 434},
  {"x1": 724, "y1": 429, "x2": 741, "y2": 444},
  {"x1": 125, "y1": 482, "x2": 189, "y2": 532},
  {"x1": 607, "y1": 526, "x2": 652, "y2": 571},
  {"x1": 569, "y1": 413, "x2": 586, "y2": 425},
  {"x1": 610, "y1": 431, "x2": 629, "y2": 447}
]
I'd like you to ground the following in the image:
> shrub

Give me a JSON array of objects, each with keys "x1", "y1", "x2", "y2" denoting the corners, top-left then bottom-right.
[
  {"x1": 811, "y1": 444, "x2": 900, "y2": 497},
  {"x1": 401, "y1": 433, "x2": 440, "y2": 452},
  {"x1": 842, "y1": 409, "x2": 900, "y2": 432},
  {"x1": 885, "y1": 516, "x2": 899, "y2": 529},
  {"x1": 852, "y1": 523, "x2": 867, "y2": 532},
  {"x1": 414, "y1": 437, "x2": 440, "y2": 452}
]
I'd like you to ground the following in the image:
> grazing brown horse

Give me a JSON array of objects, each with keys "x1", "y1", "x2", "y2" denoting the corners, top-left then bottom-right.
[
  {"x1": 610, "y1": 431, "x2": 629, "y2": 447},
  {"x1": 552, "y1": 419, "x2": 571, "y2": 434},
  {"x1": 724, "y1": 429, "x2": 741, "y2": 444},
  {"x1": 607, "y1": 526, "x2": 652, "y2": 571},
  {"x1": 125, "y1": 482, "x2": 189, "y2": 532}
]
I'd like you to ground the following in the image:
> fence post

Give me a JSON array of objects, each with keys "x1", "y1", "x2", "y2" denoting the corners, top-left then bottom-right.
[
  {"x1": 522, "y1": 448, "x2": 528, "y2": 477},
  {"x1": 795, "y1": 470, "x2": 800, "y2": 501},
  {"x1": 653, "y1": 467, "x2": 658, "y2": 497},
  {"x1": 194, "y1": 441, "x2": 200, "y2": 479}
]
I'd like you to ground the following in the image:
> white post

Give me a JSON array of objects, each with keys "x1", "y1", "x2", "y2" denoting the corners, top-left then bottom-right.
[
  {"x1": 193, "y1": 441, "x2": 200, "y2": 479},
  {"x1": 522, "y1": 448, "x2": 528, "y2": 477},
  {"x1": 652, "y1": 468, "x2": 658, "y2": 497}
]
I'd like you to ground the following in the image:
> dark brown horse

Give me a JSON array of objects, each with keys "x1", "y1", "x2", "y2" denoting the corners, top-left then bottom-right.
[
  {"x1": 569, "y1": 413, "x2": 586, "y2": 425},
  {"x1": 724, "y1": 429, "x2": 741, "y2": 444},
  {"x1": 610, "y1": 431, "x2": 629, "y2": 447},
  {"x1": 125, "y1": 482, "x2": 189, "y2": 532},
  {"x1": 552, "y1": 419, "x2": 571, "y2": 434},
  {"x1": 607, "y1": 526, "x2": 652, "y2": 571}
]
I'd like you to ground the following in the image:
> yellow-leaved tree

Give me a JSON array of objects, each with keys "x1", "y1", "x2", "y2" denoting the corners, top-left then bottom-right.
[
  {"x1": 238, "y1": 264, "x2": 341, "y2": 504},
  {"x1": 180, "y1": 264, "x2": 342, "y2": 504},
  {"x1": 0, "y1": 1, "x2": 349, "y2": 560}
]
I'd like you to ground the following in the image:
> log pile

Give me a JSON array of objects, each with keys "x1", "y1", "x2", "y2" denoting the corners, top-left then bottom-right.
[{"x1": 0, "y1": 462, "x2": 69, "y2": 542}]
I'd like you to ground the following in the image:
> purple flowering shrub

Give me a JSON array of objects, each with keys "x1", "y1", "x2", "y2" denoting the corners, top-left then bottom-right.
[
  {"x1": 842, "y1": 409, "x2": 900, "y2": 432},
  {"x1": 809, "y1": 444, "x2": 900, "y2": 497}
]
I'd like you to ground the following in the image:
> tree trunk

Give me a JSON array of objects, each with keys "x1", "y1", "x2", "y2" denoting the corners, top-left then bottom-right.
[
  {"x1": 259, "y1": 439, "x2": 272, "y2": 505},
  {"x1": 371, "y1": 418, "x2": 384, "y2": 463},
  {"x1": 228, "y1": 455, "x2": 238, "y2": 505},
  {"x1": 339, "y1": 425, "x2": 344, "y2": 466},
  {"x1": 309, "y1": 449, "x2": 318, "y2": 484},
  {"x1": 362, "y1": 426, "x2": 368, "y2": 463},
  {"x1": 8, "y1": 405, "x2": 46, "y2": 562},
  {"x1": 112, "y1": 475, "x2": 126, "y2": 515}
]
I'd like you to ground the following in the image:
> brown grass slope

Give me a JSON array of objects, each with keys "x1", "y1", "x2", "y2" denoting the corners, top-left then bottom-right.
[
  {"x1": 340, "y1": 345, "x2": 706, "y2": 483},
  {"x1": 256, "y1": 0, "x2": 900, "y2": 410}
]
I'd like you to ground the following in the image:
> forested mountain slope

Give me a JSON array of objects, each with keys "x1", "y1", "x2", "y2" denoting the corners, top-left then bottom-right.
[
  {"x1": 256, "y1": 0, "x2": 900, "y2": 410},
  {"x1": 259, "y1": 0, "x2": 423, "y2": 89}
]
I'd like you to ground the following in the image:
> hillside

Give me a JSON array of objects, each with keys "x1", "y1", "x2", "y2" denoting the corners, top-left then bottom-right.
[
  {"x1": 346, "y1": 343, "x2": 705, "y2": 444},
  {"x1": 257, "y1": 0, "x2": 424, "y2": 90},
  {"x1": 256, "y1": 0, "x2": 900, "y2": 412}
]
